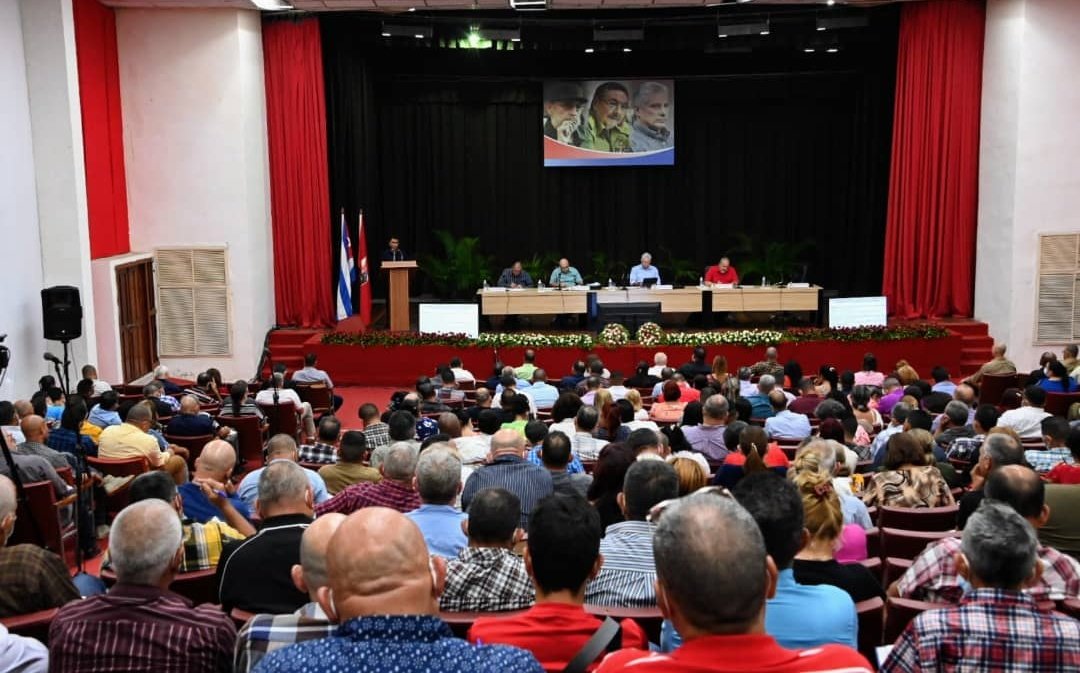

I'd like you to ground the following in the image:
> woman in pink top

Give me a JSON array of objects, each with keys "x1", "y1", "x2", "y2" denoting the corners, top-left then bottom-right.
[
  {"x1": 853, "y1": 352, "x2": 885, "y2": 387},
  {"x1": 649, "y1": 380, "x2": 686, "y2": 423}
]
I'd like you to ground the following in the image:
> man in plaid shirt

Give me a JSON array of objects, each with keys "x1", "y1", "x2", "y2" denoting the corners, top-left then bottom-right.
[
  {"x1": 315, "y1": 443, "x2": 420, "y2": 516},
  {"x1": 298, "y1": 416, "x2": 340, "y2": 465},
  {"x1": 233, "y1": 513, "x2": 343, "y2": 672},
  {"x1": 1024, "y1": 417, "x2": 1074, "y2": 475},
  {"x1": 359, "y1": 403, "x2": 391, "y2": 450},
  {"x1": 440, "y1": 488, "x2": 534, "y2": 612},
  {"x1": 883, "y1": 500, "x2": 1080, "y2": 672},
  {"x1": 893, "y1": 466, "x2": 1080, "y2": 603}
]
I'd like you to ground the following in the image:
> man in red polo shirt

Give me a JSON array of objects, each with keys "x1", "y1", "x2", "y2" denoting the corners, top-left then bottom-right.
[
  {"x1": 595, "y1": 493, "x2": 872, "y2": 673},
  {"x1": 468, "y1": 494, "x2": 647, "y2": 671},
  {"x1": 704, "y1": 256, "x2": 739, "y2": 286}
]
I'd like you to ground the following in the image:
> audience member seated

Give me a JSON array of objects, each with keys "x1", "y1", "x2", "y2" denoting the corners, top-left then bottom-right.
[
  {"x1": 49, "y1": 402, "x2": 99, "y2": 457},
  {"x1": 570, "y1": 406, "x2": 608, "y2": 461},
  {"x1": 946, "y1": 404, "x2": 1000, "y2": 467},
  {"x1": 1026, "y1": 416, "x2": 1073, "y2": 475},
  {"x1": 649, "y1": 381, "x2": 686, "y2": 424},
  {"x1": 0, "y1": 474, "x2": 79, "y2": 617},
  {"x1": 319, "y1": 431, "x2": 380, "y2": 495},
  {"x1": 786, "y1": 377, "x2": 822, "y2": 417},
  {"x1": 449, "y1": 357, "x2": 475, "y2": 383},
  {"x1": 588, "y1": 444, "x2": 635, "y2": 531},
  {"x1": 585, "y1": 460, "x2": 678, "y2": 607},
  {"x1": 862, "y1": 432, "x2": 954, "y2": 509},
  {"x1": 1039, "y1": 359, "x2": 1078, "y2": 393},
  {"x1": 219, "y1": 461, "x2": 315, "y2": 613},
  {"x1": 124, "y1": 471, "x2": 246, "y2": 571},
  {"x1": 678, "y1": 347, "x2": 712, "y2": 381},
  {"x1": 371, "y1": 410, "x2": 421, "y2": 468},
  {"x1": 406, "y1": 447, "x2": 466, "y2": 559},
  {"x1": 526, "y1": 369, "x2": 559, "y2": 409},
  {"x1": 932, "y1": 400, "x2": 974, "y2": 456},
  {"x1": 470, "y1": 494, "x2": 648, "y2": 671},
  {"x1": 454, "y1": 408, "x2": 501, "y2": 466},
  {"x1": 667, "y1": 453, "x2": 709, "y2": 495},
  {"x1": 140, "y1": 381, "x2": 178, "y2": 416},
  {"x1": 908, "y1": 429, "x2": 961, "y2": 489},
  {"x1": 181, "y1": 372, "x2": 219, "y2": 405},
  {"x1": 0, "y1": 623, "x2": 47, "y2": 671},
  {"x1": 297, "y1": 416, "x2": 341, "y2": 465},
  {"x1": 356, "y1": 402, "x2": 390, "y2": 450},
  {"x1": 601, "y1": 491, "x2": 871, "y2": 672},
  {"x1": 177, "y1": 439, "x2": 252, "y2": 529},
  {"x1": 50, "y1": 499, "x2": 236, "y2": 672},
  {"x1": 883, "y1": 501, "x2": 1080, "y2": 672},
  {"x1": 681, "y1": 394, "x2": 729, "y2": 463},
  {"x1": 80, "y1": 364, "x2": 112, "y2": 396},
  {"x1": 998, "y1": 385, "x2": 1051, "y2": 439},
  {"x1": 432, "y1": 368, "x2": 465, "y2": 405},
  {"x1": 876, "y1": 378, "x2": 905, "y2": 416},
  {"x1": 852, "y1": 352, "x2": 884, "y2": 387},
  {"x1": 218, "y1": 381, "x2": 266, "y2": 422},
  {"x1": 501, "y1": 393, "x2": 531, "y2": 436},
  {"x1": 956, "y1": 431, "x2": 1025, "y2": 528},
  {"x1": 290, "y1": 353, "x2": 344, "y2": 412},
  {"x1": 1046, "y1": 425, "x2": 1080, "y2": 484},
  {"x1": 166, "y1": 395, "x2": 231, "y2": 442},
  {"x1": 463, "y1": 429, "x2": 554, "y2": 528},
  {"x1": 716, "y1": 425, "x2": 781, "y2": 490},
  {"x1": 316, "y1": 442, "x2": 419, "y2": 516},
  {"x1": 233, "y1": 513, "x2": 344, "y2": 672},
  {"x1": 255, "y1": 373, "x2": 317, "y2": 441},
  {"x1": 791, "y1": 469, "x2": 883, "y2": 602},
  {"x1": 514, "y1": 349, "x2": 539, "y2": 381},
  {"x1": 16, "y1": 414, "x2": 75, "y2": 471},
  {"x1": 99, "y1": 403, "x2": 188, "y2": 485},
  {"x1": 88, "y1": 390, "x2": 121, "y2": 429},
  {"x1": 893, "y1": 465, "x2": 1080, "y2": 604},
  {"x1": 750, "y1": 347, "x2": 786, "y2": 380},
  {"x1": 252, "y1": 508, "x2": 543, "y2": 673},
  {"x1": 541, "y1": 431, "x2": 592, "y2": 497},
  {"x1": 560, "y1": 361, "x2": 588, "y2": 392},
  {"x1": 237, "y1": 434, "x2": 330, "y2": 509},
  {"x1": 745, "y1": 375, "x2": 778, "y2": 420},
  {"x1": 441, "y1": 488, "x2": 534, "y2": 612},
  {"x1": 626, "y1": 361, "x2": 659, "y2": 390},
  {"x1": 732, "y1": 472, "x2": 857, "y2": 651},
  {"x1": 763, "y1": 391, "x2": 811, "y2": 440}
]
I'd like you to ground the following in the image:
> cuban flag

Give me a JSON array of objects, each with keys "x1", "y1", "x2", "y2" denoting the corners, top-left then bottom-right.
[{"x1": 337, "y1": 211, "x2": 355, "y2": 320}]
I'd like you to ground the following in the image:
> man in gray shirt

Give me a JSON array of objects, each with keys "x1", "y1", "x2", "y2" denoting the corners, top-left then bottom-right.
[{"x1": 540, "y1": 431, "x2": 591, "y2": 498}]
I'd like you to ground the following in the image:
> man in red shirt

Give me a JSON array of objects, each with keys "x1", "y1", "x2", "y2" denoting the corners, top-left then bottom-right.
[
  {"x1": 594, "y1": 493, "x2": 871, "y2": 673},
  {"x1": 468, "y1": 494, "x2": 648, "y2": 671},
  {"x1": 704, "y1": 256, "x2": 739, "y2": 286}
]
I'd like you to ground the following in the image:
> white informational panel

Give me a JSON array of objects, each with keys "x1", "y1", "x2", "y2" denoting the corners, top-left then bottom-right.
[
  {"x1": 419, "y1": 304, "x2": 479, "y2": 338},
  {"x1": 829, "y1": 296, "x2": 888, "y2": 329}
]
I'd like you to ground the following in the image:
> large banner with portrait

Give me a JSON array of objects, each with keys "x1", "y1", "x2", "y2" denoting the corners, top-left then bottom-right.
[{"x1": 542, "y1": 79, "x2": 675, "y2": 167}]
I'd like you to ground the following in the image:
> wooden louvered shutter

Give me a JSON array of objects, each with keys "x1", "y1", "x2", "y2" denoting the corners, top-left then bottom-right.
[
  {"x1": 1035, "y1": 234, "x2": 1080, "y2": 344},
  {"x1": 155, "y1": 247, "x2": 232, "y2": 357}
]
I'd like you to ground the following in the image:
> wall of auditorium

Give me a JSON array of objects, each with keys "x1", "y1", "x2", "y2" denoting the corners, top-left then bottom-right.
[
  {"x1": 0, "y1": 0, "x2": 47, "y2": 399},
  {"x1": 115, "y1": 8, "x2": 274, "y2": 381},
  {"x1": 976, "y1": 0, "x2": 1080, "y2": 370}
]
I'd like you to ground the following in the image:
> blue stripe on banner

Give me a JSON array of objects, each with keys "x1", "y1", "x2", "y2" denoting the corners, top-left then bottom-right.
[
  {"x1": 337, "y1": 268, "x2": 353, "y2": 318},
  {"x1": 544, "y1": 149, "x2": 675, "y2": 167}
]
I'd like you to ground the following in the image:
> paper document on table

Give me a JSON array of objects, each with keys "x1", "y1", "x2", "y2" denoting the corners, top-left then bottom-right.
[
  {"x1": 482, "y1": 287, "x2": 506, "y2": 293},
  {"x1": 715, "y1": 283, "x2": 734, "y2": 289},
  {"x1": 652, "y1": 284, "x2": 674, "y2": 290}
]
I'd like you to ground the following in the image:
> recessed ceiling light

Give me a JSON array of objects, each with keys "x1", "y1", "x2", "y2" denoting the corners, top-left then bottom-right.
[
  {"x1": 804, "y1": 47, "x2": 815, "y2": 53},
  {"x1": 623, "y1": 47, "x2": 632, "y2": 52},
  {"x1": 827, "y1": 47, "x2": 839, "y2": 53},
  {"x1": 585, "y1": 47, "x2": 595, "y2": 53}
]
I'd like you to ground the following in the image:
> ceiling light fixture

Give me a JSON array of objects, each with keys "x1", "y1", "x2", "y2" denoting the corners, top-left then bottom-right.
[
  {"x1": 717, "y1": 18, "x2": 769, "y2": 39},
  {"x1": 250, "y1": 0, "x2": 292, "y2": 9},
  {"x1": 594, "y1": 28, "x2": 645, "y2": 42},
  {"x1": 816, "y1": 15, "x2": 869, "y2": 31},
  {"x1": 509, "y1": 0, "x2": 547, "y2": 11},
  {"x1": 623, "y1": 47, "x2": 632, "y2": 52},
  {"x1": 479, "y1": 27, "x2": 522, "y2": 41},
  {"x1": 382, "y1": 23, "x2": 433, "y2": 39},
  {"x1": 585, "y1": 47, "x2": 595, "y2": 53}
]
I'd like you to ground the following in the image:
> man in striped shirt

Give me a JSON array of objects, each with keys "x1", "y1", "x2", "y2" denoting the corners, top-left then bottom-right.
[
  {"x1": 462, "y1": 429, "x2": 554, "y2": 529},
  {"x1": 49, "y1": 499, "x2": 236, "y2": 672},
  {"x1": 585, "y1": 460, "x2": 678, "y2": 607}
]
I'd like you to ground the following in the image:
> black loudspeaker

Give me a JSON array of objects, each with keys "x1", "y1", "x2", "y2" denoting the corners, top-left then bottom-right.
[{"x1": 41, "y1": 286, "x2": 83, "y2": 341}]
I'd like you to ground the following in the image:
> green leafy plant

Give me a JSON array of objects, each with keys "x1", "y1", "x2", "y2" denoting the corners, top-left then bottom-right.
[
  {"x1": 589, "y1": 252, "x2": 622, "y2": 285},
  {"x1": 658, "y1": 246, "x2": 702, "y2": 285},
  {"x1": 520, "y1": 252, "x2": 560, "y2": 286},
  {"x1": 420, "y1": 230, "x2": 495, "y2": 300},
  {"x1": 730, "y1": 233, "x2": 814, "y2": 285}
]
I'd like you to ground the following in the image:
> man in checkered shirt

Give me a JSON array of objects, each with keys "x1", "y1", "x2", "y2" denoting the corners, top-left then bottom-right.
[
  {"x1": 892, "y1": 465, "x2": 1080, "y2": 604},
  {"x1": 298, "y1": 416, "x2": 341, "y2": 465},
  {"x1": 882, "y1": 500, "x2": 1080, "y2": 672}
]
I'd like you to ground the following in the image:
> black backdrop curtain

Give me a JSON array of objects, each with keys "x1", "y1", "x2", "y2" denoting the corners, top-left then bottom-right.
[{"x1": 322, "y1": 11, "x2": 898, "y2": 298}]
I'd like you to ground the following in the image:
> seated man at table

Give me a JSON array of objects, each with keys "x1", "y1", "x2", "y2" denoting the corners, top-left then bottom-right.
[
  {"x1": 549, "y1": 258, "x2": 584, "y2": 288},
  {"x1": 629, "y1": 252, "x2": 661, "y2": 286},
  {"x1": 704, "y1": 256, "x2": 738, "y2": 286},
  {"x1": 498, "y1": 261, "x2": 533, "y2": 288}
]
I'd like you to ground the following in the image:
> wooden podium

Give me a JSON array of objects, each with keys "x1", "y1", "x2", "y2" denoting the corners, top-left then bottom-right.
[{"x1": 381, "y1": 261, "x2": 417, "y2": 331}]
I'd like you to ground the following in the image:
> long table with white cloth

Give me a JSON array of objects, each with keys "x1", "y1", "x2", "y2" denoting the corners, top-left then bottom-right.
[{"x1": 478, "y1": 285, "x2": 821, "y2": 316}]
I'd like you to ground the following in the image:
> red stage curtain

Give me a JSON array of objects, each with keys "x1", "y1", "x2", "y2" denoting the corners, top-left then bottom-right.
[
  {"x1": 881, "y1": 0, "x2": 985, "y2": 319},
  {"x1": 73, "y1": 0, "x2": 130, "y2": 260},
  {"x1": 263, "y1": 18, "x2": 335, "y2": 328}
]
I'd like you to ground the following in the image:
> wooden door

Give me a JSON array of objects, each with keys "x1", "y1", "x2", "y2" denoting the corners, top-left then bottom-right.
[{"x1": 116, "y1": 259, "x2": 158, "y2": 383}]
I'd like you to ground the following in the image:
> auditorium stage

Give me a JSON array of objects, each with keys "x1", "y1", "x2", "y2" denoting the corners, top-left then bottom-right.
[{"x1": 267, "y1": 319, "x2": 993, "y2": 388}]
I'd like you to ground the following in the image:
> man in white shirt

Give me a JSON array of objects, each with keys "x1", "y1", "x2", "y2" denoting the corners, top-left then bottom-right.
[
  {"x1": 999, "y1": 386, "x2": 1052, "y2": 439},
  {"x1": 525, "y1": 370, "x2": 559, "y2": 409},
  {"x1": 449, "y1": 357, "x2": 475, "y2": 383},
  {"x1": 607, "y1": 372, "x2": 629, "y2": 401},
  {"x1": 570, "y1": 406, "x2": 608, "y2": 461},
  {"x1": 82, "y1": 364, "x2": 113, "y2": 396},
  {"x1": 764, "y1": 390, "x2": 811, "y2": 440},
  {"x1": 453, "y1": 409, "x2": 501, "y2": 466},
  {"x1": 290, "y1": 353, "x2": 343, "y2": 412},
  {"x1": 647, "y1": 352, "x2": 668, "y2": 378},
  {"x1": 737, "y1": 367, "x2": 757, "y2": 398},
  {"x1": 255, "y1": 373, "x2": 317, "y2": 440}
]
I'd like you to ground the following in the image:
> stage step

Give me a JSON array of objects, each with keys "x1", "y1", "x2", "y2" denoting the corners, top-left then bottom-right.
[
  {"x1": 264, "y1": 328, "x2": 321, "y2": 378},
  {"x1": 954, "y1": 323, "x2": 994, "y2": 379}
]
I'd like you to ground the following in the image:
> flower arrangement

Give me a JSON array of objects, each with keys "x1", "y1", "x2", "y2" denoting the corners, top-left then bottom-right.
[
  {"x1": 636, "y1": 322, "x2": 664, "y2": 347},
  {"x1": 320, "y1": 323, "x2": 949, "y2": 349},
  {"x1": 597, "y1": 323, "x2": 631, "y2": 348}
]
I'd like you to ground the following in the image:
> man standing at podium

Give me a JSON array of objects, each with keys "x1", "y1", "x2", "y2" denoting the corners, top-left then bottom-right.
[
  {"x1": 629, "y1": 252, "x2": 661, "y2": 286},
  {"x1": 380, "y1": 236, "x2": 410, "y2": 263}
]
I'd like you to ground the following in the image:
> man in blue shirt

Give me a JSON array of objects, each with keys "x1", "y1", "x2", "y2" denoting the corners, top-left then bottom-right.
[
  {"x1": 763, "y1": 391, "x2": 812, "y2": 440},
  {"x1": 734, "y1": 472, "x2": 857, "y2": 650},
  {"x1": 252, "y1": 508, "x2": 543, "y2": 673},
  {"x1": 524, "y1": 369, "x2": 559, "y2": 409},
  {"x1": 744, "y1": 375, "x2": 779, "y2": 420},
  {"x1": 405, "y1": 447, "x2": 467, "y2": 559},
  {"x1": 462, "y1": 430, "x2": 553, "y2": 529},
  {"x1": 628, "y1": 252, "x2": 661, "y2": 286},
  {"x1": 238, "y1": 435, "x2": 330, "y2": 509},
  {"x1": 496, "y1": 262, "x2": 533, "y2": 288},
  {"x1": 88, "y1": 391, "x2": 122, "y2": 429},
  {"x1": 178, "y1": 439, "x2": 252, "y2": 525},
  {"x1": 548, "y1": 258, "x2": 583, "y2": 287}
]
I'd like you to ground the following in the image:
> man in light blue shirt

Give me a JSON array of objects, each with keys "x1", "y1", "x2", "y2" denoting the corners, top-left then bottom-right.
[
  {"x1": 524, "y1": 370, "x2": 559, "y2": 409},
  {"x1": 628, "y1": 252, "x2": 661, "y2": 286},
  {"x1": 745, "y1": 375, "x2": 778, "y2": 420},
  {"x1": 548, "y1": 258, "x2": 583, "y2": 287},
  {"x1": 88, "y1": 391, "x2": 122, "y2": 429},
  {"x1": 871, "y1": 402, "x2": 912, "y2": 469},
  {"x1": 763, "y1": 391, "x2": 811, "y2": 440},
  {"x1": 405, "y1": 447, "x2": 467, "y2": 559},
  {"x1": 734, "y1": 472, "x2": 857, "y2": 650},
  {"x1": 238, "y1": 435, "x2": 330, "y2": 508},
  {"x1": 931, "y1": 366, "x2": 957, "y2": 396}
]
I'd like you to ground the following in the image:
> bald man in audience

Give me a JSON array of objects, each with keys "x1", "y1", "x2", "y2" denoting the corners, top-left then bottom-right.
[
  {"x1": 218, "y1": 461, "x2": 315, "y2": 614},
  {"x1": 251, "y1": 507, "x2": 543, "y2": 672},
  {"x1": 177, "y1": 439, "x2": 251, "y2": 526},
  {"x1": 49, "y1": 500, "x2": 236, "y2": 672},
  {"x1": 166, "y1": 395, "x2": 230, "y2": 440},
  {"x1": 236, "y1": 434, "x2": 330, "y2": 509},
  {"x1": 234, "y1": 513, "x2": 345, "y2": 672},
  {"x1": 965, "y1": 343, "x2": 1017, "y2": 385},
  {"x1": 461, "y1": 429, "x2": 554, "y2": 529},
  {"x1": 315, "y1": 442, "x2": 420, "y2": 516},
  {"x1": 15, "y1": 414, "x2": 75, "y2": 471},
  {"x1": 99, "y1": 403, "x2": 188, "y2": 484},
  {"x1": 0, "y1": 474, "x2": 80, "y2": 617}
]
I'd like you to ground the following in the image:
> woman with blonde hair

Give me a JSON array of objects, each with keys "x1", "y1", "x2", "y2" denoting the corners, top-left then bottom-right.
[
  {"x1": 708, "y1": 355, "x2": 729, "y2": 387},
  {"x1": 792, "y1": 468, "x2": 884, "y2": 602},
  {"x1": 624, "y1": 388, "x2": 650, "y2": 421},
  {"x1": 895, "y1": 360, "x2": 920, "y2": 386},
  {"x1": 666, "y1": 453, "x2": 709, "y2": 496}
]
